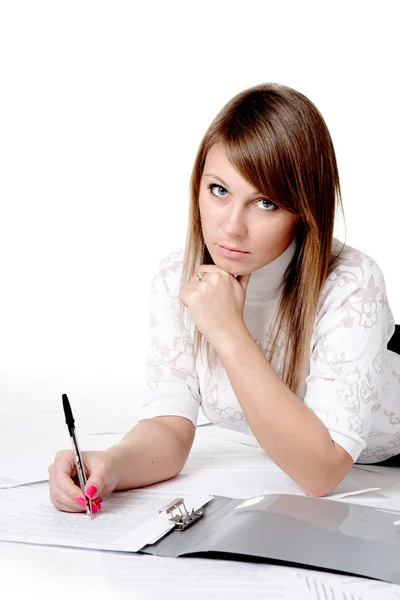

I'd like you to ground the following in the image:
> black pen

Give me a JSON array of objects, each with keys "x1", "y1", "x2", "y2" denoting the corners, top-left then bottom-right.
[{"x1": 62, "y1": 393, "x2": 93, "y2": 519}]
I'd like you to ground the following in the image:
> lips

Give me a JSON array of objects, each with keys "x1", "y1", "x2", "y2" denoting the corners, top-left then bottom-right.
[{"x1": 220, "y1": 245, "x2": 248, "y2": 253}]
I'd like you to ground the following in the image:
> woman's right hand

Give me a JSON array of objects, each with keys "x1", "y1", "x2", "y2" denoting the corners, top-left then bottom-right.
[{"x1": 48, "y1": 449, "x2": 121, "y2": 513}]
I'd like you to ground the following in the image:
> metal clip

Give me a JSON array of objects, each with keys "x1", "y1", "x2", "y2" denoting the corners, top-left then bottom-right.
[{"x1": 160, "y1": 497, "x2": 205, "y2": 531}]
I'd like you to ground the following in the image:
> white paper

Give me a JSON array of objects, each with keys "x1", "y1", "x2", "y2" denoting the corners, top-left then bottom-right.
[
  {"x1": 278, "y1": 564, "x2": 400, "y2": 599},
  {"x1": 200, "y1": 424, "x2": 262, "y2": 446},
  {"x1": 143, "y1": 469, "x2": 381, "y2": 502},
  {"x1": 0, "y1": 432, "x2": 124, "y2": 488},
  {"x1": 328, "y1": 485, "x2": 381, "y2": 499},
  {"x1": 0, "y1": 482, "x2": 212, "y2": 552},
  {"x1": 354, "y1": 464, "x2": 400, "y2": 476},
  {"x1": 0, "y1": 453, "x2": 53, "y2": 488},
  {"x1": 2, "y1": 537, "x2": 400, "y2": 600},
  {"x1": 0, "y1": 475, "x2": 47, "y2": 489},
  {"x1": 100, "y1": 555, "x2": 400, "y2": 600},
  {"x1": 0, "y1": 541, "x2": 315, "y2": 600},
  {"x1": 95, "y1": 553, "x2": 312, "y2": 599}
]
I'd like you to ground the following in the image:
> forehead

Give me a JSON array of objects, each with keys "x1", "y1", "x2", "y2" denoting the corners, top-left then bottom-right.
[
  {"x1": 202, "y1": 144, "x2": 260, "y2": 196},
  {"x1": 203, "y1": 144, "x2": 230, "y2": 169}
]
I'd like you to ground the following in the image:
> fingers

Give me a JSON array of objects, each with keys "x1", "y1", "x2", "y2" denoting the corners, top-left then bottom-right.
[
  {"x1": 51, "y1": 488, "x2": 103, "y2": 514},
  {"x1": 82, "y1": 454, "x2": 115, "y2": 500},
  {"x1": 48, "y1": 449, "x2": 112, "y2": 513},
  {"x1": 48, "y1": 450, "x2": 87, "y2": 512},
  {"x1": 85, "y1": 483, "x2": 100, "y2": 500}
]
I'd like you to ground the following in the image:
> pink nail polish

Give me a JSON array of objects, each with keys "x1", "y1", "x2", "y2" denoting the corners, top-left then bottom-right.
[
  {"x1": 85, "y1": 485, "x2": 98, "y2": 499},
  {"x1": 75, "y1": 496, "x2": 88, "y2": 507},
  {"x1": 92, "y1": 504, "x2": 100, "y2": 513}
]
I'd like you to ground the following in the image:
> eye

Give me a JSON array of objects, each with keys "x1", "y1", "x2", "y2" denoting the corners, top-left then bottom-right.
[
  {"x1": 255, "y1": 199, "x2": 279, "y2": 212},
  {"x1": 207, "y1": 183, "x2": 278, "y2": 212},
  {"x1": 208, "y1": 183, "x2": 228, "y2": 198}
]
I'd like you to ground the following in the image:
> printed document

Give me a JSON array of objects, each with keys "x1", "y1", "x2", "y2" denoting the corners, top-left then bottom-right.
[{"x1": 0, "y1": 483, "x2": 211, "y2": 552}]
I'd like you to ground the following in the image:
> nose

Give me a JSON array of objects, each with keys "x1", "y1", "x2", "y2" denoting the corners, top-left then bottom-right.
[{"x1": 222, "y1": 205, "x2": 248, "y2": 237}]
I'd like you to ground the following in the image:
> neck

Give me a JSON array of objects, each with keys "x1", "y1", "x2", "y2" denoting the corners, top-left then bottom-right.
[{"x1": 246, "y1": 237, "x2": 297, "y2": 303}]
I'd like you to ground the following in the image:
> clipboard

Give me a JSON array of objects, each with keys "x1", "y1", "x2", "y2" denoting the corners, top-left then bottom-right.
[{"x1": 140, "y1": 493, "x2": 400, "y2": 585}]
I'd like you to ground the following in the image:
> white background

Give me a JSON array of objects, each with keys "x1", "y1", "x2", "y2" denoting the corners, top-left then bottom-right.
[{"x1": 1, "y1": 0, "x2": 399, "y2": 421}]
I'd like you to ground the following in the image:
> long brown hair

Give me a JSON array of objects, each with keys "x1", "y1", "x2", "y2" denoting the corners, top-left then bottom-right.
[{"x1": 178, "y1": 82, "x2": 346, "y2": 396}]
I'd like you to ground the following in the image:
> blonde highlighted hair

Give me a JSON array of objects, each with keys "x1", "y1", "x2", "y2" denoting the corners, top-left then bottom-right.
[{"x1": 178, "y1": 82, "x2": 346, "y2": 396}]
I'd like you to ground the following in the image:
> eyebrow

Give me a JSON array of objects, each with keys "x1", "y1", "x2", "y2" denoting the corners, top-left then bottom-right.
[{"x1": 203, "y1": 173, "x2": 260, "y2": 197}]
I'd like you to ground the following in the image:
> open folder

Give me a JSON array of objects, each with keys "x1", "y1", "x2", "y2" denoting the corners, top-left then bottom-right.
[{"x1": 142, "y1": 494, "x2": 400, "y2": 585}]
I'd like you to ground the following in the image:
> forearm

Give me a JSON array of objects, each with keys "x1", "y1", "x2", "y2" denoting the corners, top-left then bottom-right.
[
  {"x1": 216, "y1": 327, "x2": 352, "y2": 496},
  {"x1": 106, "y1": 417, "x2": 194, "y2": 490}
]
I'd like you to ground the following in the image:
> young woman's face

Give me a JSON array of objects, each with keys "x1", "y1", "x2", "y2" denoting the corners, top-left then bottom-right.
[{"x1": 198, "y1": 144, "x2": 299, "y2": 275}]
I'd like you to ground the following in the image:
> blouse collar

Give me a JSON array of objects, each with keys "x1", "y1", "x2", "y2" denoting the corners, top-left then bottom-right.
[{"x1": 245, "y1": 236, "x2": 297, "y2": 303}]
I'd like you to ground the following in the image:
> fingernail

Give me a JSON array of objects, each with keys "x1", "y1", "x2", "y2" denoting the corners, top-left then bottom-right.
[
  {"x1": 92, "y1": 504, "x2": 100, "y2": 513},
  {"x1": 85, "y1": 485, "x2": 98, "y2": 499},
  {"x1": 75, "y1": 496, "x2": 88, "y2": 507},
  {"x1": 93, "y1": 497, "x2": 103, "y2": 505}
]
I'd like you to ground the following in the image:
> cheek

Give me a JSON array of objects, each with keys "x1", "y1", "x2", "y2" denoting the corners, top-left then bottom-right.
[
  {"x1": 198, "y1": 193, "x2": 216, "y2": 225},
  {"x1": 272, "y1": 212, "x2": 298, "y2": 236},
  {"x1": 255, "y1": 213, "x2": 297, "y2": 248},
  {"x1": 198, "y1": 192, "x2": 206, "y2": 217},
  {"x1": 286, "y1": 214, "x2": 300, "y2": 237}
]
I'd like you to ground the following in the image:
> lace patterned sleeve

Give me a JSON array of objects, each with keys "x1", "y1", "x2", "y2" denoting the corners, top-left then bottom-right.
[
  {"x1": 302, "y1": 250, "x2": 395, "y2": 462},
  {"x1": 137, "y1": 251, "x2": 201, "y2": 425}
]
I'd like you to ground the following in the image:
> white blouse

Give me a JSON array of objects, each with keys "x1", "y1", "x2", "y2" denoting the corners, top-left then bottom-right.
[{"x1": 138, "y1": 237, "x2": 400, "y2": 464}]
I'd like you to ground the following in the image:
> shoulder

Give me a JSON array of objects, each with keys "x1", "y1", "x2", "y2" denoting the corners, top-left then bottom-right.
[
  {"x1": 314, "y1": 238, "x2": 393, "y2": 337},
  {"x1": 318, "y1": 238, "x2": 388, "y2": 312},
  {"x1": 150, "y1": 246, "x2": 184, "y2": 299}
]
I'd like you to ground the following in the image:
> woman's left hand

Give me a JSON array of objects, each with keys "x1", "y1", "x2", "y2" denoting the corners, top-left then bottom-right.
[{"x1": 178, "y1": 265, "x2": 251, "y2": 351}]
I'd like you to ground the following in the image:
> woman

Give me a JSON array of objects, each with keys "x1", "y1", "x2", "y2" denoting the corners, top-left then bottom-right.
[{"x1": 49, "y1": 82, "x2": 400, "y2": 514}]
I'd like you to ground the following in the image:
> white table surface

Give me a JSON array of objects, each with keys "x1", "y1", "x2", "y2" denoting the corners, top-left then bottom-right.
[{"x1": 2, "y1": 408, "x2": 400, "y2": 599}]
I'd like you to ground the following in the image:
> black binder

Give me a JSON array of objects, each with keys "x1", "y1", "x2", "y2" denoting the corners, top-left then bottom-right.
[{"x1": 141, "y1": 493, "x2": 400, "y2": 585}]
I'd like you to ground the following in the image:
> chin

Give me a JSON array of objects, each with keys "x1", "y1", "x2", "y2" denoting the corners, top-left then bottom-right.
[{"x1": 218, "y1": 263, "x2": 248, "y2": 277}]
